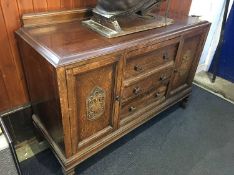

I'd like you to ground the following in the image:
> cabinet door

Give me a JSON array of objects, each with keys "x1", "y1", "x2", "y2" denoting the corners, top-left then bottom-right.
[
  {"x1": 66, "y1": 55, "x2": 122, "y2": 154},
  {"x1": 169, "y1": 31, "x2": 206, "y2": 96}
]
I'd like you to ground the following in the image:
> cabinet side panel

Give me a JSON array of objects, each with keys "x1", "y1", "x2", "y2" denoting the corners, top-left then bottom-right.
[{"x1": 17, "y1": 37, "x2": 65, "y2": 154}]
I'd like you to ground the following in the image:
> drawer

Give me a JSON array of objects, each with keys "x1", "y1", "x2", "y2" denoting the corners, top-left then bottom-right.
[
  {"x1": 120, "y1": 85, "x2": 167, "y2": 120},
  {"x1": 122, "y1": 65, "x2": 173, "y2": 102},
  {"x1": 124, "y1": 38, "x2": 179, "y2": 79}
]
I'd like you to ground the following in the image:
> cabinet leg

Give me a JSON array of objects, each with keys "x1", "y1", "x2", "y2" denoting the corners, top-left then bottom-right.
[
  {"x1": 63, "y1": 168, "x2": 76, "y2": 175},
  {"x1": 180, "y1": 96, "x2": 189, "y2": 109}
]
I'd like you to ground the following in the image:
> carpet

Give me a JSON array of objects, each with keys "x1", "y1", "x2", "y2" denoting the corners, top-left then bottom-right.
[{"x1": 20, "y1": 86, "x2": 234, "y2": 175}]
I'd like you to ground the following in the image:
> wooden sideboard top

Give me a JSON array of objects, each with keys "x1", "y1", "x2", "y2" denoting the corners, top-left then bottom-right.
[{"x1": 16, "y1": 13, "x2": 209, "y2": 67}]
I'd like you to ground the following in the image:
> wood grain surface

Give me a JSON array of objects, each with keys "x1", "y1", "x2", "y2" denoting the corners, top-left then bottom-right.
[
  {"x1": 0, "y1": 0, "x2": 192, "y2": 112},
  {"x1": 16, "y1": 8, "x2": 210, "y2": 173}
]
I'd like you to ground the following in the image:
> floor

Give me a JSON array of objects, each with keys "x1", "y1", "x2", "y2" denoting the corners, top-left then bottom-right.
[
  {"x1": 194, "y1": 71, "x2": 234, "y2": 104},
  {"x1": 16, "y1": 71, "x2": 234, "y2": 163},
  {"x1": 19, "y1": 85, "x2": 234, "y2": 175},
  {"x1": 16, "y1": 138, "x2": 48, "y2": 162},
  {"x1": 0, "y1": 134, "x2": 9, "y2": 151}
]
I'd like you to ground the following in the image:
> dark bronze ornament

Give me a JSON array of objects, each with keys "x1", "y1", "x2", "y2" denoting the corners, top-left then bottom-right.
[
  {"x1": 94, "y1": 0, "x2": 165, "y2": 18},
  {"x1": 83, "y1": 0, "x2": 173, "y2": 38}
]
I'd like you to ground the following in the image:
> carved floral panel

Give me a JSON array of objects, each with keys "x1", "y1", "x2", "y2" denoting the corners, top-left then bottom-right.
[{"x1": 86, "y1": 86, "x2": 106, "y2": 121}]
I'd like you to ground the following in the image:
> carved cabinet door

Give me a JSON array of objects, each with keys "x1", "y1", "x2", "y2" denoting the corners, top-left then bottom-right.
[
  {"x1": 168, "y1": 30, "x2": 207, "y2": 96},
  {"x1": 66, "y1": 54, "x2": 123, "y2": 155}
]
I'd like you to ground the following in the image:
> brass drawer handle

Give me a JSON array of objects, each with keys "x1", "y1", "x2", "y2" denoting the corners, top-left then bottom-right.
[
  {"x1": 155, "y1": 92, "x2": 161, "y2": 98},
  {"x1": 160, "y1": 75, "x2": 167, "y2": 81},
  {"x1": 129, "y1": 106, "x2": 137, "y2": 112},
  {"x1": 163, "y1": 52, "x2": 169, "y2": 61},
  {"x1": 115, "y1": 96, "x2": 121, "y2": 102},
  {"x1": 133, "y1": 87, "x2": 142, "y2": 95},
  {"x1": 134, "y1": 65, "x2": 143, "y2": 72}
]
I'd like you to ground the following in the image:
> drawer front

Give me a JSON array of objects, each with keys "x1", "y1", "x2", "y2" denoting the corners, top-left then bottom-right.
[
  {"x1": 125, "y1": 38, "x2": 179, "y2": 79},
  {"x1": 122, "y1": 65, "x2": 173, "y2": 102},
  {"x1": 120, "y1": 85, "x2": 167, "y2": 120}
]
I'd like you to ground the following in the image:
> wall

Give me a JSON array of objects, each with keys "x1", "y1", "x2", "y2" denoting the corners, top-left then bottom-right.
[
  {"x1": 190, "y1": 0, "x2": 234, "y2": 72},
  {"x1": 0, "y1": 0, "x2": 192, "y2": 113}
]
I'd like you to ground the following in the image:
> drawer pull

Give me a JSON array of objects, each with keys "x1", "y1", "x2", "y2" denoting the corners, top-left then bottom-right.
[
  {"x1": 133, "y1": 87, "x2": 142, "y2": 95},
  {"x1": 155, "y1": 92, "x2": 161, "y2": 98},
  {"x1": 129, "y1": 106, "x2": 137, "y2": 112},
  {"x1": 163, "y1": 52, "x2": 169, "y2": 61},
  {"x1": 160, "y1": 75, "x2": 167, "y2": 81},
  {"x1": 115, "y1": 96, "x2": 121, "y2": 102},
  {"x1": 134, "y1": 65, "x2": 143, "y2": 72}
]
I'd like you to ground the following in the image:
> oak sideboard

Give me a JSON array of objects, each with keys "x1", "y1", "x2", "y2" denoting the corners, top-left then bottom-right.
[{"x1": 16, "y1": 9, "x2": 210, "y2": 175}]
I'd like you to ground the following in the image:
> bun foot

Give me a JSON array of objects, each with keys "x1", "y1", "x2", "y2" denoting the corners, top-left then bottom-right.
[{"x1": 180, "y1": 96, "x2": 189, "y2": 109}]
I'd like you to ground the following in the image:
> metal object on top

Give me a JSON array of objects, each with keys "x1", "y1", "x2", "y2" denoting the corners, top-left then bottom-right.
[{"x1": 83, "y1": 0, "x2": 173, "y2": 38}]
